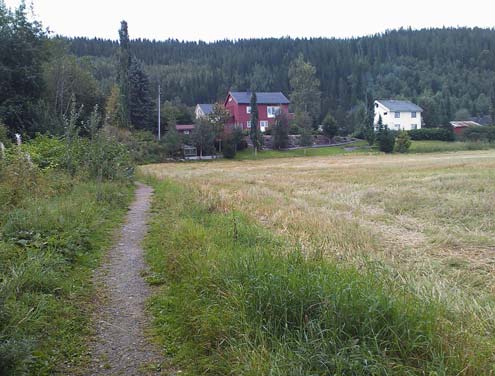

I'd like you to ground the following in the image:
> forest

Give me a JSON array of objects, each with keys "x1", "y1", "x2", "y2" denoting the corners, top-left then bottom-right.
[{"x1": 64, "y1": 27, "x2": 495, "y2": 130}]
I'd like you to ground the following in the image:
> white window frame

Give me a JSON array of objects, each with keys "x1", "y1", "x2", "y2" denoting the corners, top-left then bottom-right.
[
  {"x1": 395, "y1": 112, "x2": 401, "y2": 118},
  {"x1": 246, "y1": 121, "x2": 251, "y2": 128},
  {"x1": 411, "y1": 112, "x2": 417, "y2": 118},
  {"x1": 267, "y1": 106, "x2": 281, "y2": 118},
  {"x1": 260, "y1": 120, "x2": 269, "y2": 129},
  {"x1": 411, "y1": 124, "x2": 418, "y2": 130},
  {"x1": 246, "y1": 106, "x2": 251, "y2": 114},
  {"x1": 395, "y1": 124, "x2": 401, "y2": 130}
]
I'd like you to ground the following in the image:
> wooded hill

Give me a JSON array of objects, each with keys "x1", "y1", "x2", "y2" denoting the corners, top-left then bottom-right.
[{"x1": 65, "y1": 27, "x2": 495, "y2": 127}]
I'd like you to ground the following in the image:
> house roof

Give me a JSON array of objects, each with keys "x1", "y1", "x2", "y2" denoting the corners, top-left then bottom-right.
[
  {"x1": 450, "y1": 121, "x2": 481, "y2": 128},
  {"x1": 376, "y1": 100, "x2": 423, "y2": 112},
  {"x1": 229, "y1": 91, "x2": 290, "y2": 105},
  {"x1": 197, "y1": 104, "x2": 214, "y2": 115},
  {"x1": 176, "y1": 124, "x2": 195, "y2": 131}
]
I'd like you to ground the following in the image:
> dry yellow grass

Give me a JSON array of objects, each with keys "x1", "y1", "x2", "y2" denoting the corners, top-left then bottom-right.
[{"x1": 141, "y1": 150, "x2": 495, "y2": 330}]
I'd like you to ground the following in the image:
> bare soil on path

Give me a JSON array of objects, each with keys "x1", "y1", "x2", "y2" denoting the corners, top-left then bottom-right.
[{"x1": 84, "y1": 183, "x2": 163, "y2": 376}]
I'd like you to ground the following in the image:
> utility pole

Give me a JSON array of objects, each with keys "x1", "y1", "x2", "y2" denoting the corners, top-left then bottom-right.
[{"x1": 157, "y1": 84, "x2": 161, "y2": 141}]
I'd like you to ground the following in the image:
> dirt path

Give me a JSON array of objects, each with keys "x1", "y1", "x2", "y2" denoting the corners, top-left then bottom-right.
[{"x1": 85, "y1": 183, "x2": 163, "y2": 375}]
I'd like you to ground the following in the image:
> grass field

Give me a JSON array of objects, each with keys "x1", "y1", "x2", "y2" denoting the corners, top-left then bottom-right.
[
  {"x1": 234, "y1": 140, "x2": 372, "y2": 160},
  {"x1": 141, "y1": 150, "x2": 495, "y2": 375},
  {"x1": 232, "y1": 140, "x2": 495, "y2": 160}
]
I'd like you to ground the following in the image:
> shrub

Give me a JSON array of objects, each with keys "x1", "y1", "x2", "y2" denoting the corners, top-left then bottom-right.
[
  {"x1": 395, "y1": 130, "x2": 412, "y2": 153},
  {"x1": 322, "y1": 113, "x2": 338, "y2": 139},
  {"x1": 461, "y1": 126, "x2": 495, "y2": 142},
  {"x1": 21, "y1": 135, "x2": 66, "y2": 169},
  {"x1": 376, "y1": 120, "x2": 395, "y2": 153},
  {"x1": 272, "y1": 112, "x2": 290, "y2": 150},
  {"x1": 222, "y1": 136, "x2": 237, "y2": 159},
  {"x1": 408, "y1": 128, "x2": 455, "y2": 141}
]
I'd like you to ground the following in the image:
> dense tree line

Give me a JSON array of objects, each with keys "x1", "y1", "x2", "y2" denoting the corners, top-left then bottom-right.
[{"x1": 65, "y1": 27, "x2": 495, "y2": 129}]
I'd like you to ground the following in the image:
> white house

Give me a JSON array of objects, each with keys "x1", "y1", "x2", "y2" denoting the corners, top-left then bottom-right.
[
  {"x1": 195, "y1": 104, "x2": 213, "y2": 119},
  {"x1": 374, "y1": 100, "x2": 423, "y2": 131}
]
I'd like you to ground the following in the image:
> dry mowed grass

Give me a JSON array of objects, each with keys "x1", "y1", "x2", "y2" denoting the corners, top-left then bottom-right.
[{"x1": 141, "y1": 150, "x2": 495, "y2": 322}]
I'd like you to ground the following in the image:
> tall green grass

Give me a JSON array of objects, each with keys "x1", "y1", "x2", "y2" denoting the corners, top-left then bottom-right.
[
  {"x1": 409, "y1": 140, "x2": 495, "y2": 153},
  {"x1": 145, "y1": 180, "x2": 493, "y2": 375},
  {"x1": 0, "y1": 175, "x2": 133, "y2": 374}
]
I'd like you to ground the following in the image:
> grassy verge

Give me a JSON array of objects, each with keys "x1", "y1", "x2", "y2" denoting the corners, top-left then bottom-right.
[
  {"x1": 234, "y1": 140, "x2": 371, "y2": 160},
  {"x1": 145, "y1": 179, "x2": 493, "y2": 375},
  {"x1": 409, "y1": 140, "x2": 495, "y2": 153},
  {"x1": 0, "y1": 173, "x2": 133, "y2": 374}
]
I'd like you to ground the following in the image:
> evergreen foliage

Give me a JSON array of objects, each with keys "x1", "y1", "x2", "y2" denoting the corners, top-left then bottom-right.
[
  {"x1": 394, "y1": 130, "x2": 412, "y2": 153},
  {"x1": 376, "y1": 115, "x2": 395, "y2": 153},
  {"x1": 66, "y1": 28, "x2": 495, "y2": 127},
  {"x1": 297, "y1": 112, "x2": 314, "y2": 147},
  {"x1": 249, "y1": 93, "x2": 262, "y2": 153},
  {"x1": 272, "y1": 112, "x2": 290, "y2": 150},
  {"x1": 129, "y1": 57, "x2": 153, "y2": 130},
  {"x1": 117, "y1": 21, "x2": 131, "y2": 128},
  {"x1": 322, "y1": 113, "x2": 338, "y2": 138}
]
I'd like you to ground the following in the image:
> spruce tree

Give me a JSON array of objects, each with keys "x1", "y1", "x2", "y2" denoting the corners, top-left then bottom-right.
[
  {"x1": 129, "y1": 57, "x2": 153, "y2": 130},
  {"x1": 249, "y1": 92, "x2": 262, "y2": 156},
  {"x1": 117, "y1": 21, "x2": 131, "y2": 128},
  {"x1": 272, "y1": 112, "x2": 289, "y2": 150}
]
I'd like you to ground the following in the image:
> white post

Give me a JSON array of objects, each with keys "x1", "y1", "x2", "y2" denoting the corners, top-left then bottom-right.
[
  {"x1": 0, "y1": 142, "x2": 4, "y2": 159},
  {"x1": 157, "y1": 84, "x2": 161, "y2": 141}
]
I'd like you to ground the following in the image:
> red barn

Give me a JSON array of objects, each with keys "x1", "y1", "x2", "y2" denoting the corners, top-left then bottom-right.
[
  {"x1": 224, "y1": 91, "x2": 290, "y2": 132},
  {"x1": 450, "y1": 121, "x2": 481, "y2": 136}
]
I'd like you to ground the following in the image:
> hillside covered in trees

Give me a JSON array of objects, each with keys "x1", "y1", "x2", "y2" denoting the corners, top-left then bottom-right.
[{"x1": 65, "y1": 27, "x2": 495, "y2": 129}]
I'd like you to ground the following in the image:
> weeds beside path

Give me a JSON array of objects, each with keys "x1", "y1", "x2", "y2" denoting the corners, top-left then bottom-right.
[{"x1": 85, "y1": 183, "x2": 163, "y2": 375}]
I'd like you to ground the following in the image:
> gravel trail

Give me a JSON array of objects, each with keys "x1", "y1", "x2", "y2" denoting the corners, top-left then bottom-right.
[{"x1": 85, "y1": 183, "x2": 163, "y2": 375}]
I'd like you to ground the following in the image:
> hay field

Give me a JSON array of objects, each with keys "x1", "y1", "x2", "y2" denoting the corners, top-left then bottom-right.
[{"x1": 141, "y1": 150, "x2": 495, "y2": 344}]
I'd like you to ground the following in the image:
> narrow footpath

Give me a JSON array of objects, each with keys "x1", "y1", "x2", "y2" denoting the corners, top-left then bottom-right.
[{"x1": 85, "y1": 183, "x2": 163, "y2": 375}]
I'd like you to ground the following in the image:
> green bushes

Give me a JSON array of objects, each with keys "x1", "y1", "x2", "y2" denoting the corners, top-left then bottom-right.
[
  {"x1": 395, "y1": 130, "x2": 412, "y2": 153},
  {"x1": 408, "y1": 127, "x2": 455, "y2": 141},
  {"x1": 0, "y1": 126, "x2": 134, "y2": 373},
  {"x1": 461, "y1": 126, "x2": 495, "y2": 142},
  {"x1": 145, "y1": 181, "x2": 489, "y2": 375}
]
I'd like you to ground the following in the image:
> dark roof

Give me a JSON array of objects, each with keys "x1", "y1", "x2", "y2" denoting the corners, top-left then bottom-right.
[
  {"x1": 197, "y1": 104, "x2": 213, "y2": 115},
  {"x1": 176, "y1": 124, "x2": 195, "y2": 131},
  {"x1": 229, "y1": 91, "x2": 290, "y2": 104},
  {"x1": 376, "y1": 100, "x2": 423, "y2": 112}
]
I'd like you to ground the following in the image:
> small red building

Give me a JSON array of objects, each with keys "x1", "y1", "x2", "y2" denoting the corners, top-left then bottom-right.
[
  {"x1": 224, "y1": 91, "x2": 290, "y2": 132},
  {"x1": 450, "y1": 121, "x2": 481, "y2": 136}
]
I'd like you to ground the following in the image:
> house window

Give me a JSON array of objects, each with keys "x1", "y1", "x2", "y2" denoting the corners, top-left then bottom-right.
[
  {"x1": 246, "y1": 106, "x2": 251, "y2": 114},
  {"x1": 184, "y1": 130, "x2": 190, "y2": 135},
  {"x1": 411, "y1": 124, "x2": 418, "y2": 130},
  {"x1": 246, "y1": 121, "x2": 251, "y2": 128},
  {"x1": 411, "y1": 112, "x2": 417, "y2": 118},
  {"x1": 267, "y1": 106, "x2": 281, "y2": 118},
  {"x1": 395, "y1": 112, "x2": 401, "y2": 118},
  {"x1": 395, "y1": 124, "x2": 401, "y2": 130},
  {"x1": 384, "y1": 112, "x2": 388, "y2": 116},
  {"x1": 260, "y1": 120, "x2": 268, "y2": 130}
]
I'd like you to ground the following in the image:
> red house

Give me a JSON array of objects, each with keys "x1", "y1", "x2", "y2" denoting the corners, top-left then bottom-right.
[{"x1": 224, "y1": 91, "x2": 290, "y2": 132}]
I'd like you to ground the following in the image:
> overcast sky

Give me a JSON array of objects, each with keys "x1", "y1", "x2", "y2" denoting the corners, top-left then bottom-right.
[{"x1": 4, "y1": 0, "x2": 495, "y2": 42}]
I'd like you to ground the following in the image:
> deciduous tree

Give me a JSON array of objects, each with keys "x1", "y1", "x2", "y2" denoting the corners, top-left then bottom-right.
[{"x1": 289, "y1": 54, "x2": 321, "y2": 124}]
